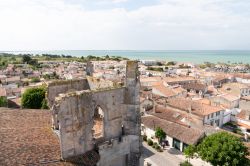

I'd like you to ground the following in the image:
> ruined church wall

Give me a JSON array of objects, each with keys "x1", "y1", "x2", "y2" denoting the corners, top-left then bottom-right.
[
  {"x1": 56, "y1": 86, "x2": 141, "y2": 160},
  {"x1": 52, "y1": 60, "x2": 141, "y2": 165},
  {"x1": 92, "y1": 88, "x2": 125, "y2": 139},
  {"x1": 97, "y1": 135, "x2": 140, "y2": 166},
  {"x1": 47, "y1": 79, "x2": 90, "y2": 107},
  {"x1": 56, "y1": 92, "x2": 94, "y2": 159},
  {"x1": 56, "y1": 87, "x2": 126, "y2": 159}
]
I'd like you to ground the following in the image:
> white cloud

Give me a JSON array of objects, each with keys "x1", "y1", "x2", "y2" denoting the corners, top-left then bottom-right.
[
  {"x1": 111, "y1": 0, "x2": 128, "y2": 4},
  {"x1": 0, "y1": 0, "x2": 249, "y2": 50}
]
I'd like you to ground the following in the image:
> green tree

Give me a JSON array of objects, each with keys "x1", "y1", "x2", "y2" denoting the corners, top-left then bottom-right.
[
  {"x1": 21, "y1": 87, "x2": 46, "y2": 109},
  {"x1": 0, "y1": 96, "x2": 8, "y2": 107},
  {"x1": 180, "y1": 161, "x2": 193, "y2": 166},
  {"x1": 197, "y1": 132, "x2": 249, "y2": 166},
  {"x1": 155, "y1": 127, "x2": 166, "y2": 143},
  {"x1": 22, "y1": 55, "x2": 31, "y2": 64},
  {"x1": 184, "y1": 145, "x2": 196, "y2": 163},
  {"x1": 29, "y1": 59, "x2": 38, "y2": 66},
  {"x1": 166, "y1": 61, "x2": 176, "y2": 66},
  {"x1": 105, "y1": 55, "x2": 110, "y2": 60}
]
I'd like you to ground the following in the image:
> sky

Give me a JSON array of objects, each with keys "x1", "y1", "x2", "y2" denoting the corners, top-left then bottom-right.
[{"x1": 0, "y1": 0, "x2": 250, "y2": 51}]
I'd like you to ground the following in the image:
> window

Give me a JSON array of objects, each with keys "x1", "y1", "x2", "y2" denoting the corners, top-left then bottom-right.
[
  {"x1": 211, "y1": 113, "x2": 214, "y2": 118},
  {"x1": 215, "y1": 119, "x2": 220, "y2": 126},
  {"x1": 216, "y1": 112, "x2": 220, "y2": 116}
]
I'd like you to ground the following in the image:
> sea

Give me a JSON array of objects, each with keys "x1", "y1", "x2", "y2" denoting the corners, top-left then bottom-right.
[{"x1": 1, "y1": 50, "x2": 250, "y2": 64}]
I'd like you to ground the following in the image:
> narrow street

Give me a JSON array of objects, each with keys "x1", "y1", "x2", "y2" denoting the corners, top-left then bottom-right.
[
  {"x1": 142, "y1": 142, "x2": 182, "y2": 166},
  {"x1": 142, "y1": 142, "x2": 211, "y2": 166}
]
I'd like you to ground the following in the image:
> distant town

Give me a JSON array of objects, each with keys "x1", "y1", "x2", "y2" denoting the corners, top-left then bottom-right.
[{"x1": 1, "y1": 53, "x2": 250, "y2": 166}]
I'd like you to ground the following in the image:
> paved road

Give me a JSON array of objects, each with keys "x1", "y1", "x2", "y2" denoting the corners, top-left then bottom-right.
[
  {"x1": 142, "y1": 142, "x2": 182, "y2": 166},
  {"x1": 142, "y1": 142, "x2": 211, "y2": 166}
]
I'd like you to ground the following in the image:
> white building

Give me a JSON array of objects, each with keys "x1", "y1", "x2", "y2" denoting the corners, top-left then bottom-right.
[{"x1": 142, "y1": 115, "x2": 205, "y2": 152}]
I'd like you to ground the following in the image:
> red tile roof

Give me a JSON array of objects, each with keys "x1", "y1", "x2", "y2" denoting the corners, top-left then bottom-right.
[
  {"x1": 142, "y1": 115, "x2": 204, "y2": 145},
  {"x1": 167, "y1": 98, "x2": 223, "y2": 117},
  {"x1": 151, "y1": 105, "x2": 187, "y2": 126},
  {"x1": 0, "y1": 108, "x2": 74, "y2": 166}
]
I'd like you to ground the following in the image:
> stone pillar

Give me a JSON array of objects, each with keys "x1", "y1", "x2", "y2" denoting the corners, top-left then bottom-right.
[
  {"x1": 124, "y1": 61, "x2": 141, "y2": 166},
  {"x1": 86, "y1": 61, "x2": 94, "y2": 76},
  {"x1": 124, "y1": 61, "x2": 140, "y2": 105}
]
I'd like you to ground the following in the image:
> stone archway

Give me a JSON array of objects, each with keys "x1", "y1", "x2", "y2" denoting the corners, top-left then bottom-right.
[{"x1": 92, "y1": 106, "x2": 104, "y2": 139}]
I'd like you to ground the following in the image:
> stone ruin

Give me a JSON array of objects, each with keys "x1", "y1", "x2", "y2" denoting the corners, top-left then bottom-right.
[{"x1": 47, "y1": 61, "x2": 141, "y2": 166}]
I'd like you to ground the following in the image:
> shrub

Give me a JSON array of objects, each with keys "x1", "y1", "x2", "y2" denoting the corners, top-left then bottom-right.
[
  {"x1": 157, "y1": 148, "x2": 163, "y2": 152},
  {"x1": 147, "y1": 139, "x2": 153, "y2": 146},
  {"x1": 0, "y1": 96, "x2": 8, "y2": 107},
  {"x1": 152, "y1": 142, "x2": 157, "y2": 148},
  {"x1": 153, "y1": 142, "x2": 158, "y2": 148},
  {"x1": 143, "y1": 135, "x2": 147, "y2": 141},
  {"x1": 155, "y1": 145, "x2": 161, "y2": 151},
  {"x1": 147, "y1": 67, "x2": 164, "y2": 72},
  {"x1": 166, "y1": 61, "x2": 176, "y2": 66},
  {"x1": 21, "y1": 87, "x2": 46, "y2": 109},
  {"x1": 23, "y1": 81, "x2": 29, "y2": 86},
  {"x1": 180, "y1": 161, "x2": 193, "y2": 166},
  {"x1": 31, "y1": 77, "x2": 40, "y2": 83},
  {"x1": 41, "y1": 99, "x2": 49, "y2": 109}
]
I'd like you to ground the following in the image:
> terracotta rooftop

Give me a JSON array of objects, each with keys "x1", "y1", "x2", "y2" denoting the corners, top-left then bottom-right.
[
  {"x1": 6, "y1": 76, "x2": 21, "y2": 82},
  {"x1": 182, "y1": 83, "x2": 207, "y2": 91},
  {"x1": 213, "y1": 75, "x2": 228, "y2": 82},
  {"x1": 0, "y1": 87, "x2": 7, "y2": 97},
  {"x1": 195, "y1": 98, "x2": 211, "y2": 105},
  {"x1": 142, "y1": 115, "x2": 204, "y2": 145},
  {"x1": 152, "y1": 84, "x2": 176, "y2": 97},
  {"x1": 167, "y1": 98, "x2": 223, "y2": 117},
  {"x1": 151, "y1": 105, "x2": 187, "y2": 126},
  {"x1": 236, "y1": 110, "x2": 249, "y2": 120},
  {"x1": 234, "y1": 73, "x2": 250, "y2": 80},
  {"x1": 220, "y1": 94, "x2": 239, "y2": 102},
  {"x1": 237, "y1": 122, "x2": 250, "y2": 130},
  {"x1": 140, "y1": 76, "x2": 196, "y2": 85},
  {"x1": 219, "y1": 82, "x2": 249, "y2": 96},
  {"x1": 0, "y1": 108, "x2": 74, "y2": 166},
  {"x1": 163, "y1": 76, "x2": 195, "y2": 83},
  {"x1": 241, "y1": 95, "x2": 250, "y2": 101}
]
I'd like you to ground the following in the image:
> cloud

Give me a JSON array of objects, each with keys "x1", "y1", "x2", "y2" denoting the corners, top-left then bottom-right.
[
  {"x1": 0, "y1": 0, "x2": 249, "y2": 50},
  {"x1": 113, "y1": 0, "x2": 128, "y2": 3}
]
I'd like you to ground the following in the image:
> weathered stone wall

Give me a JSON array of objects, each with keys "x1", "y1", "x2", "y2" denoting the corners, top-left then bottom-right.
[
  {"x1": 51, "y1": 60, "x2": 141, "y2": 166},
  {"x1": 55, "y1": 87, "x2": 141, "y2": 159},
  {"x1": 47, "y1": 79, "x2": 90, "y2": 107},
  {"x1": 86, "y1": 77, "x2": 114, "y2": 90},
  {"x1": 97, "y1": 135, "x2": 140, "y2": 166}
]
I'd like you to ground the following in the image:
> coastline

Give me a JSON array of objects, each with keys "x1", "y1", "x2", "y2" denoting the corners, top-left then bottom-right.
[{"x1": 1, "y1": 50, "x2": 250, "y2": 64}]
